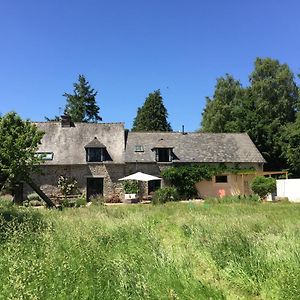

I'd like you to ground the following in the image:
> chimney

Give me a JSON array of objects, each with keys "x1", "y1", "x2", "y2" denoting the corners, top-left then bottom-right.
[{"x1": 61, "y1": 114, "x2": 73, "y2": 127}]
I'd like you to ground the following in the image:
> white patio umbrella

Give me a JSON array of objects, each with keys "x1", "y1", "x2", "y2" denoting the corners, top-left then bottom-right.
[{"x1": 118, "y1": 172, "x2": 161, "y2": 182}]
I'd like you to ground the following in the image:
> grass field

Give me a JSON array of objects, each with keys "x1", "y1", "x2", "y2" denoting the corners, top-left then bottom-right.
[{"x1": 0, "y1": 199, "x2": 299, "y2": 299}]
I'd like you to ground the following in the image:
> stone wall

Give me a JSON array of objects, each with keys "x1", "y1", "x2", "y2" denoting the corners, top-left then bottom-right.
[
  {"x1": 24, "y1": 163, "x2": 125, "y2": 200},
  {"x1": 24, "y1": 161, "x2": 263, "y2": 200}
]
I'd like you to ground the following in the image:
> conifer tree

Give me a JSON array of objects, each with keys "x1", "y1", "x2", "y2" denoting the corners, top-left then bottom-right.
[
  {"x1": 132, "y1": 90, "x2": 172, "y2": 132},
  {"x1": 64, "y1": 75, "x2": 102, "y2": 122}
]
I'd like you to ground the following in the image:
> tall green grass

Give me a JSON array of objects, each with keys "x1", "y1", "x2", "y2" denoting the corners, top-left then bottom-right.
[{"x1": 0, "y1": 199, "x2": 299, "y2": 299}]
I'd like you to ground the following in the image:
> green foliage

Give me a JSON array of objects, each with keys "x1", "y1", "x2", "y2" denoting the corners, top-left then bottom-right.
[
  {"x1": 0, "y1": 112, "x2": 44, "y2": 191},
  {"x1": 280, "y1": 112, "x2": 300, "y2": 175},
  {"x1": 152, "y1": 187, "x2": 179, "y2": 204},
  {"x1": 123, "y1": 180, "x2": 139, "y2": 194},
  {"x1": 201, "y1": 58, "x2": 300, "y2": 171},
  {"x1": 57, "y1": 176, "x2": 78, "y2": 196},
  {"x1": 161, "y1": 165, "x2": 217, "y2": 198},
  {"x1": 27, "y1": 192, "x2": 41, "y2": 201},
  {"x1": 64, "y1": 74, "x2": 102, "y2": 122},
  {"x1": 250, "y1": 176, "x2": 276, "y2": 198},
  {"x1": 132, "y1": 90, "x2": 172, "y2": 132},
  {"x1": 75, "y1": 195, "x2": 87, "y2": 207},
  {"x1": 201, "y1": 74, "x2": 245, "y2": 133}
]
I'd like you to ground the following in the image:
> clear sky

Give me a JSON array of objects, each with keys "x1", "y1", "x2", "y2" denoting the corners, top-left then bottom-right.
[{"x1": 1, "y1": 0, "x2": 300, "y2": 131}]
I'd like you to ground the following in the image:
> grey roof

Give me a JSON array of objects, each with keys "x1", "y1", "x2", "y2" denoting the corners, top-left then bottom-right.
[
  {"x1": 84, "y1": 137, "x2": 106, "y2": 148},
  {"x1": 35, "y1": 122, "x2": 125, "y2": 165},
  {"x1": 153, "y1": 138, "x2": 174, "y2": 149},
  {"x1": 125, "y1": 132, "x2": 266, "y2": 163}
]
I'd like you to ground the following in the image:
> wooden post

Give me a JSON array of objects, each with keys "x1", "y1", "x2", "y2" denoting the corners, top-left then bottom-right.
[
  {"x1": 241, "y1": 174, "x2": 244, "y2": 196},
  {"x1": 26, "y1": 178, "x2": 56, "y2": 208}
]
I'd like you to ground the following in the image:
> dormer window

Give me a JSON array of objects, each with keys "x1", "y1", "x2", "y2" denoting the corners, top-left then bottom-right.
[
  {"x1": 85, "y1": 137, "x2": 110, "y2": 163},
  {"x1": 155, "y1": 148, "x2": 172, "y2": 162},
  {"x1": 152, "y1": 138, "x2": 174, "y2": 162},
  {"x1": 86, "y1": 148, "x2": 104, "y2": 162}
]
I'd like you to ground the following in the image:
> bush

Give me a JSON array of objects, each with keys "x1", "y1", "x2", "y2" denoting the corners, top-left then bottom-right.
[
  {"x1": 250, "y1": 176, "x2": 276, "y2": 199},
  {"x1": 75, "y1": 195, "x2": 87, "y2": 207},
  {"x1": 152, "y1": 187, "x2": 179, "y2": 204},
  {"x1": 61, "y1": 198, "x2": 76, "y2": 208},
  {"x1": 57, "y1": 176, "x2": 78, "y2": 196},
  {"x1": 27, "y1": 192, "x2": 41, "y2": 201}
]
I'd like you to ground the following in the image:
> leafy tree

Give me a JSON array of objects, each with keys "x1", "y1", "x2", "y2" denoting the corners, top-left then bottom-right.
[
  {"x1": 280, "y1": 112, "x2": 300, "y2": 175},
  {"x1": 201, "y1": 58, "x2": 299, "y2": 170},
  {"x1": 246, "y1": 58, "x2": 299, "y2": 168},
  {"x1": 201, "y1": 74, "x2": 245, "y2": 133},
  {"x1": 64, "y1": 74, "x2": 102, "y2": 122},
  {"x1": 0, "y1": 112, "x2": 56, "y2": 206},
  {"x1": 0, "y1": 112, "x2": 43, "y2": 191},
  {"x1": 132, "y1": 90, "x2": 172, "y2": 131}
]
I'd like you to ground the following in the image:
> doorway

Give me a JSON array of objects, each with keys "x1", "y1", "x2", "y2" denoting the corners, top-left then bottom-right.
[{"x1": 87, "y1": 178, "x2": 103, "y2": 201}]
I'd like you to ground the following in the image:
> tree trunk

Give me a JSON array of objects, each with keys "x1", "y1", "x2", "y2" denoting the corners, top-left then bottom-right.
[{"x1": 26, "y1": 178, "x2": 56, "y2": 208}]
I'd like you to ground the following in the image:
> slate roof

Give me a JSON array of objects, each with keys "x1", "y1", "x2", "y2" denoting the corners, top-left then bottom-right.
[
  {"x1": 125, "y1": 132, "x2": 266, "y2": 163},
  {"x1": 35, "y1": 122, "x2": 125, "y2": 165}
]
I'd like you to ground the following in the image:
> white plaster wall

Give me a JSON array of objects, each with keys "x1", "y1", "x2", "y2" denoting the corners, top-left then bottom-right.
[{"x1": 276, "y1": 179, "x2": 300, "y2": 202}]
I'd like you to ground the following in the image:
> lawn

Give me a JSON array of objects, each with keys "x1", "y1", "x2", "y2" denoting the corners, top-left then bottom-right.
[{"x1": 0, "y1": 200, "x2": 299, "y2": 299}]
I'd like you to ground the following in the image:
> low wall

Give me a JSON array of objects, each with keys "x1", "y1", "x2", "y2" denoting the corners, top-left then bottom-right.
[{"x1": 276, "y1": 179, "x2": 300, "y2": 202}]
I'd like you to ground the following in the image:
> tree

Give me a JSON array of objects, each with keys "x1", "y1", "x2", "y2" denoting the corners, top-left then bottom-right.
[
  {"x1": 280, "y1": 112, "x2": 300, "y2": 175},
  {"x1": 201, "y1": 74, "x2": 245, "y2": 133},
  {"x1": 0, "y1": 112, "x2": 55, "y2": 207},
  {"x1": 246, "y1": 58, "x2": 299, "y2": 169},
  {"x1": 132, "y1": 90, "x2": 172, "y2": 131},
  {"x1": 201, "y1": 58, "x2": 299, "y2": 170},
  {"x1": 64, "y1": 75, "x2": 102, "y2": 122}
]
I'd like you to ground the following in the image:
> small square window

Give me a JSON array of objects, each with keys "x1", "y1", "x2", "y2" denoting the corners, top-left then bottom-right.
[
  {"x1": 215, "y1": 175, "x2": 228, "y2": 183},
  {"x1": 134, "y1": 145, "x2": 144, "y2": 152}
]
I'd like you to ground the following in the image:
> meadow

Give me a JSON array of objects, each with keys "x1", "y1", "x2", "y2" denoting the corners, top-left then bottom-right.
[{"x1": 0, "y1": 199, "x2": 299, "y2": 299}]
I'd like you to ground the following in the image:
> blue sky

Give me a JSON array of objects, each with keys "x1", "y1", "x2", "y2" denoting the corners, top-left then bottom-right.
[{"x1": 1, "y1": 0, "x2": 300, "y2": 131}]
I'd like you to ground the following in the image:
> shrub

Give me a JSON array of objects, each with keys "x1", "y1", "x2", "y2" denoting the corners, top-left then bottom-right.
[
  {"x1": 0, "y1": 197, "x2": 13, "y2": 209},
  {"x1": 57, "y1": 176, "x2": 78, "y2": 196},
  {"x1": 250, "y1": 176, "x2": 276, "y2": 199},
  {"x1": 123, "y1": 181, "x2": 139, "y2": 194},
  {"x1": 152, "y1": 187, "x2": 179, "y2": 204},
  {"x1": 27, "y1": 192, "x2": 41, "y2": 201},
  {"x1": 61, "y1": 198, "x2": 76, "y2": 208},
  {"x1": 75, "y1": 195, "x2": 87, "y2": 207}
]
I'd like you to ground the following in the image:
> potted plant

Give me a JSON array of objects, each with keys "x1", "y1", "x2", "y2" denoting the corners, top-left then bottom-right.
[{"x1": 123, "y1": 181, "x2": 139, "y2": 203}]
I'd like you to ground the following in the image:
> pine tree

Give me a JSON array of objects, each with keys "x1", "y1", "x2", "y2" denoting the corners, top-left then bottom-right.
[
  {"x1": 132, "y1": 90, "x2": 172, "y2": 132},
  {"x1": 64, "y1": 75, "x2": 102, "y2": 122}
]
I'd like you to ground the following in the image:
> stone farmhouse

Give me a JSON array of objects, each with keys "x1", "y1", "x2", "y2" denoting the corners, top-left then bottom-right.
[{"x1": 26, "y1": 116, "x2": 266, "y2": 200}]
